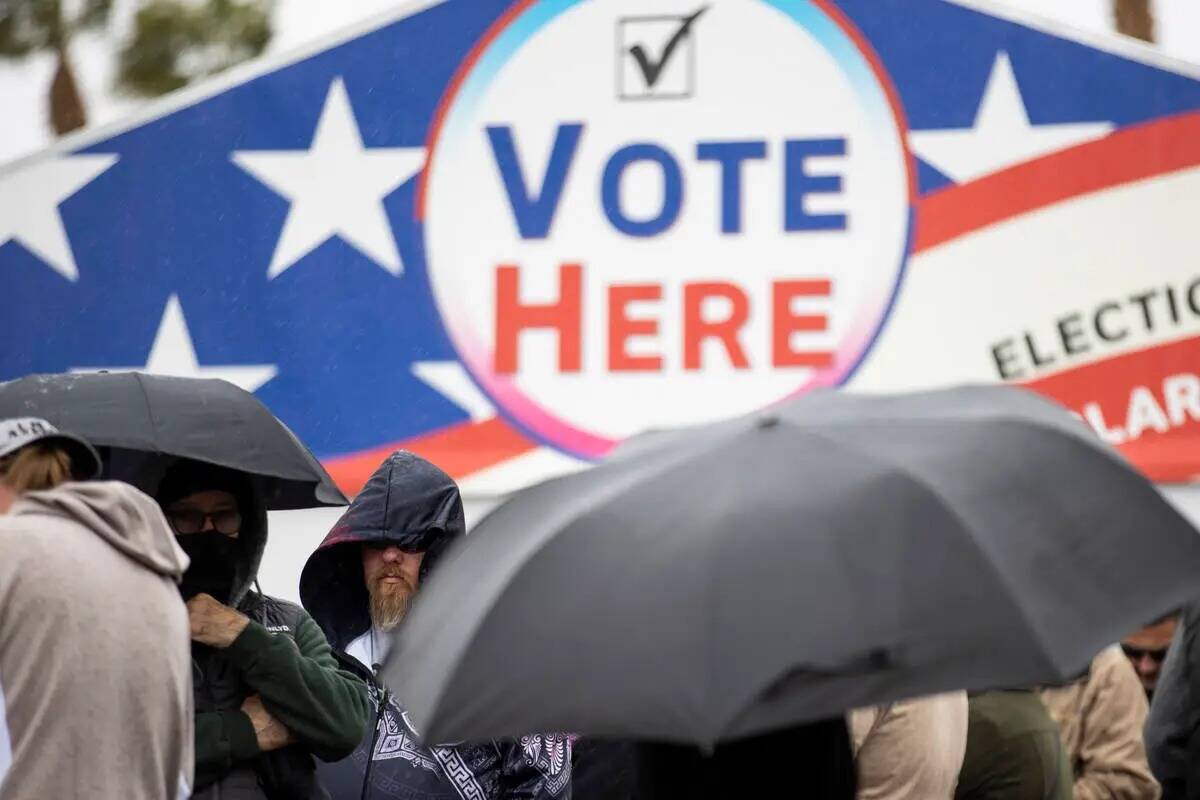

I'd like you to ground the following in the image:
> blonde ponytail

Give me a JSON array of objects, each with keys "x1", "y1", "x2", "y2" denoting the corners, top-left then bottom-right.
[{"x1": 0, "y1": 443, "x2": 74, "y2": 493}]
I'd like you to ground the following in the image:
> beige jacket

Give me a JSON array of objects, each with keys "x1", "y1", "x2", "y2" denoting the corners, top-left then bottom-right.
[
  {"x1": 0, "y1": 481, "x2": 194, "y2": 800},
  {"x1": 1039, "y1": 645, "x2": 1161, "y2": 800},
  {"x1": 851, "y1": 691, "x2": 970, "y2": 800}
]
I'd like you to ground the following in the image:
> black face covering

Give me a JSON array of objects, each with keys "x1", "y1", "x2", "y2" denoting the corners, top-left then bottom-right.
[{"x1": 176, "y1": 533, "x2": 239, "y2": 603}]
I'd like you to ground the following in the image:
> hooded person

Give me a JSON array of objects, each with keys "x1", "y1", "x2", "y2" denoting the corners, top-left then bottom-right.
[
  {"x1": 300, "y1": 451, "x2": 573, "y2": 800},
  {"x1": 155, "y1": 458, "x2": 368, "y2": 799},
  {"x1": 0, "y1": 417, "x2": 193, "y2": 800}
]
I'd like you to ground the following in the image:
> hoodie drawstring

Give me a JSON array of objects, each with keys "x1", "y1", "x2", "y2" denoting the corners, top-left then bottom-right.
[{"x1": 361, "y1": 670, "x2": 388, "y2": 800}]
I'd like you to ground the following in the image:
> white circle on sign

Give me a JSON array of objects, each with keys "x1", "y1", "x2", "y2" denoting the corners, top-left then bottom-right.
[{"x1": 422, "y1": 0, "x2": 913, "y2": 458}]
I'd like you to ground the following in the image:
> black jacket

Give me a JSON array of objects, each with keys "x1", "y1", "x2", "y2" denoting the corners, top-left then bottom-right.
[
  {"x1": 300, "y1": 451, "x2": 572, "y2": 800},
  {"x1": 191, "y1": 595, "x2": 368, "y2": 799},
  {"x1": 163, "y1": 464, "x2": 368, "y2": 800},
  {"x1": 631, "y1": 720, "x2": 855, "y2": 800},
  {"x1": 1147, "y1": 600, "x2": 1200, "y2": 799}
]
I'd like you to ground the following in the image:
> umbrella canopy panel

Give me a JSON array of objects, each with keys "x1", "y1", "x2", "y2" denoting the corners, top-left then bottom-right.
[
  {"x1": 386, "y1": 386, "x2": 1200, "y2": 747},
  {"x1": 0, "y1": 372, "x2": 345, "y2": 509}
]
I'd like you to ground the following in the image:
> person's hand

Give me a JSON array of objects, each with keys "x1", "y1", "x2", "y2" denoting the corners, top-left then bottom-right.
[
  {"x1": 241, "y1": 695, "x2": 296, "y2": 752},
  {"x1": 186, "y1": 593, "x2": 250, "y2": 649}
]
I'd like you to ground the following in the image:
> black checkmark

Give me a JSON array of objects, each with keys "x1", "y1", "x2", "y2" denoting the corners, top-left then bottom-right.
[{"x1": 629, "y1": 6, "x2": 709, "y2": 89}]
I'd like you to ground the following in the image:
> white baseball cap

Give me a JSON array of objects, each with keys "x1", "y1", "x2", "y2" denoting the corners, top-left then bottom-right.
[{"x1": 0, "y1": 417, "x2": 102, "y2": 480}]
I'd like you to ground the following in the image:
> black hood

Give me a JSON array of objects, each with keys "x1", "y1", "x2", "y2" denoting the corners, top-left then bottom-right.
[
  {"x1": 300, "y1": 451, "x2": 465, "y2": 651},
  {"x1": 156, "y1": 458, "x2": 268, "y2": 606}
]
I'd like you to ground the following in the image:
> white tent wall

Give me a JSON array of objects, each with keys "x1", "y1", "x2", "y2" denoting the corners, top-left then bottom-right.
[{"x1": 258, "y1": 490, "x2": 1200, "y2": 606}]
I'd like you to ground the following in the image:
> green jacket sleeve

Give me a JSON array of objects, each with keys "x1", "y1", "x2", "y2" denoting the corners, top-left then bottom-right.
[
  {"x1": 224, "y1": 611, "x2": 369, "y2": 762},
  {"x1": 192, "y1": 709, "x2": 261, "y2": 790}
]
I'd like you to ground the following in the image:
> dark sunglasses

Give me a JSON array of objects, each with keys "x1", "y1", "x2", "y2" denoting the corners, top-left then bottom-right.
[
  {"x1": 168, "y1": 508, "x2": 242, "y2": 536},
  {"x1": 363, "y1": 541, "x2": 421, "y2": 553},
  {"x1": 1121, "y1": 644, "x2": 1169, "y2": 663}
]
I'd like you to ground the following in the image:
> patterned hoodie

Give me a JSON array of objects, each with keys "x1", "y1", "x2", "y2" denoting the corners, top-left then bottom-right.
[{"x1": 300, "y1": 451, "x2": 571, "y2": 800}]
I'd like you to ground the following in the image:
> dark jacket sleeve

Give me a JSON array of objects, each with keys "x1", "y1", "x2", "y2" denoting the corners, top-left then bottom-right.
[
  {"x1": 1147, "y1": 602, "x2": 1200, "y2": 800},
  {"x1": 192, "y1": 710, "x2": 261, "y2": 790},
  {"x1": 224, "y1": 610, "x2": 369, "y2": 762},
  {"x1": 499, "y1": 736, "x2": 573, "y2": 799}
]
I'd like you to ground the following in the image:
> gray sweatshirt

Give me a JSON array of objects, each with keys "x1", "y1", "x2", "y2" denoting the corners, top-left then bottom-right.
[{"x1": 0, "y1": 481, "x2": 194, "y2": 799}]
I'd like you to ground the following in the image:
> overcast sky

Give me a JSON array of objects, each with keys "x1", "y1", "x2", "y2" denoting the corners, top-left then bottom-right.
[{"x1": 0, "y1": 0, "x2": 1198, "y2": 166}]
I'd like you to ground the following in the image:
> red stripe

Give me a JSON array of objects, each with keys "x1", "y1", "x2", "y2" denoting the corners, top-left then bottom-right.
[
  {"x1": 323, "y1": 417, "x2": 537, "y2": 495},
  {"x1": 812, "y1": 0, "x2": 917, "y2": 202},
  {"x1": 414, "y1": 0, "x2": 537, "y2": 220},
  {"x1": 1023, "y1": 336, "x2": 1200, "y2": 483},
  {"x1": 915, "y1": 112, "x2": 1200, "y2": 254}
]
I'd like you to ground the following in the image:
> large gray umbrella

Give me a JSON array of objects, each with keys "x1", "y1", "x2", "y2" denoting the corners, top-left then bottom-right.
[
  {"x1": 384, "y1": 385, "x2": 1200, "y2": 748},
  {"x1": 0, "y1": 372, "x2": 345, "y2": 509}
]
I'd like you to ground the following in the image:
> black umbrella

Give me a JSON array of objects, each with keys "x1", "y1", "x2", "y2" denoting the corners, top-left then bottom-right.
[
  {"x1": 0, "y1": 372, "x2": 345, "y2": 509},
  {"x1": 384, "y1": 385, "x2": 1200, "y2": 748}
]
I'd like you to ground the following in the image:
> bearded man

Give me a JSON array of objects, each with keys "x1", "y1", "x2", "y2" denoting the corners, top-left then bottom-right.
[{"x1": 299, "y1": 451, "x2": 572, "y2": 800}]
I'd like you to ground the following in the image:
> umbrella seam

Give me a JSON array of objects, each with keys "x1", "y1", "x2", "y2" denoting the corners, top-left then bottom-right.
[
  {"x1": 795, "y1": 427, "x2": 1066, "y2": 680},
  {"x1": 131, "y1": 372, "x2": 164, "y2": 455},
  {"x1": 703, "y1": 467, "x2": 726, "y2": 752},
  {"x1": 716, "y1": 426, "x2": 1066, "y2": 740}
]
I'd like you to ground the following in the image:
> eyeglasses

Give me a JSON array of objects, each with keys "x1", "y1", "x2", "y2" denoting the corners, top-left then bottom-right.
[
  {"x1": 1121, "y1": 644, "x2": 1169, "y2": 663},
  {"x1": 167, "y1": 508, "x2": 242, "y2": 535}
]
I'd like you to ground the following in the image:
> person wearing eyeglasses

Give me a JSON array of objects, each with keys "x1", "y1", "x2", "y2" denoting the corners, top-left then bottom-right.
[
  {"x1": 1123, "y1": 615, "x2": 1179, "y2": 701},
  {"x1": 156, "y1": 459, "x2": 368, "y2": 800}
]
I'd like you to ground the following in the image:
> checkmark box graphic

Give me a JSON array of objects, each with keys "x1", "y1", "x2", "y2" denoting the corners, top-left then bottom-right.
[{"x1": 618, "y1": 6, "x2": 708, "y2": 100}]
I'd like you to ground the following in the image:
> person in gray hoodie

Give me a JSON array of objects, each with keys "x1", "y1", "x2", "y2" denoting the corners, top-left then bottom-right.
[{"x1": 0, "y1": 417, "x2": 194, "y2": 800}]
